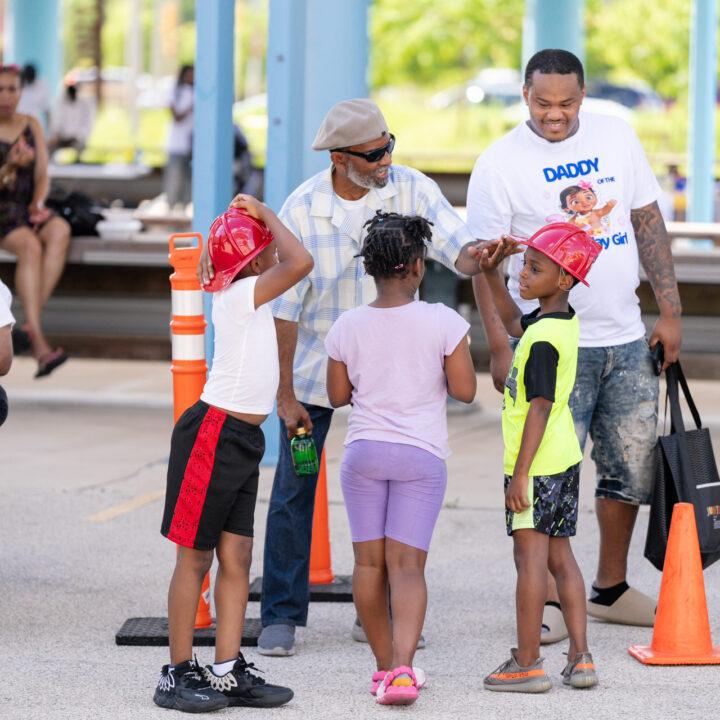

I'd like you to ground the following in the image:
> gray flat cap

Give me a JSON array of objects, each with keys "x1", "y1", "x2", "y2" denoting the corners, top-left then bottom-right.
[{"x1": 312, "y1": 98, "x2": 389, "y2": 151}]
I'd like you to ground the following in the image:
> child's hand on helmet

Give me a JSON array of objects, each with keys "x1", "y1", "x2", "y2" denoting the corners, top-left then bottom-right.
[{"x1": 229, "y1": 193, "x2": 266, "y2": 221}]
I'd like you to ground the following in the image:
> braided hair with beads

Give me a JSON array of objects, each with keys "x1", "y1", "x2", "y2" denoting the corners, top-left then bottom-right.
[{"x1": 358, "y1": 211, "x2": 434, "y2": 279}]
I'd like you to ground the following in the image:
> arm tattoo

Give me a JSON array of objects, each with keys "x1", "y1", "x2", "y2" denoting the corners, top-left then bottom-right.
[{"x1": 631, "y1": 201, "x2": 681, "y2": 317}]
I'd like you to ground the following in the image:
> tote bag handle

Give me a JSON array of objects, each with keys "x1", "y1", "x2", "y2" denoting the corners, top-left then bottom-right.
[{"x1": 666, "y1": 361, "x2": 702, "y2": 435}]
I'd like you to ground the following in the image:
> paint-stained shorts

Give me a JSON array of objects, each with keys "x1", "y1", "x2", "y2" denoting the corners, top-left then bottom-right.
[
  {"x1": 161, "y1": 400, "x2": 264, "y2": 550},
  {"x1": 569, "y1": 338, "x2": 658, "y2": 505},
  {"x1": 505, "y1": 464, "x2": 580, "y2": 537}
]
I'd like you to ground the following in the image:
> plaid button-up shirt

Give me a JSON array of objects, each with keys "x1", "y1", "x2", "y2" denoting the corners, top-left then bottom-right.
[{"x1": 271, "y1": 164, "x2": 474, "y2": 408}]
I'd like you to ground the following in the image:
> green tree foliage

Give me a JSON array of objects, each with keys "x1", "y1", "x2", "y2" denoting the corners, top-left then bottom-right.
[
  {"x1": 585, "y1": 0, "x2": 691, "y2": 99},
  {"x1": 370, "y1": 0, "x2": 697, "y2": 100},
  {"x1": 369, "y1": 0, "x2": 524, "y2": 89},
  {"x1": 63, "y1": 0, "x2": 103, "y2": 69}
]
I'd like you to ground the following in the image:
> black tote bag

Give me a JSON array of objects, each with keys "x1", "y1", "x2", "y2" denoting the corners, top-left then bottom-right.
[{"x1": 644, "y1": 361, "x2": 720, "y2": 571}]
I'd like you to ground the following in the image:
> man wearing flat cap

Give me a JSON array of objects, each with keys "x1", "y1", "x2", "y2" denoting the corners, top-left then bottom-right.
[{"x1": 199, "y1": 98, "x2": 485, "y2": 656}]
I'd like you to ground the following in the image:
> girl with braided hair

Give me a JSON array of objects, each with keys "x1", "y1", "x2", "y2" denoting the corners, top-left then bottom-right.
[{"x1": 325, "y1": 211, "x2": 476, "y2": 706}]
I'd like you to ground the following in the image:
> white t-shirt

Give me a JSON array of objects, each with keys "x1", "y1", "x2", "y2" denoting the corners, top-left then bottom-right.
[
  {"x1": 166, "y1": 84, "x2": 194, "y2": 155},
  {"x1": 335, "y1": 194, "x2": 368, "y2": 241},
  {"x1": 50, "y1": 96, "x2": 95, "y2": 142},
  {"x1": 466, "y1": 111, "x2": 661, "y2": 347},
  {"x1": 325, "y1": 301, "x2": 470, "y2": 459},
  {"x1": 17, "y1": 80, "x2": 50, "y2": 119},
  {"x1": 0, "y1": 279, "x2": 14, "y2": 328},
  {"x1": 201, "y1": 276, "x2": 279, "y2": 414}
]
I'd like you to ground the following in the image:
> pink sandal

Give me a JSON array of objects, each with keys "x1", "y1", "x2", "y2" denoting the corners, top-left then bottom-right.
[
  {"x1": 375, "y1": 666, "x2": 418, "y2": 705},
  {"x1": 371, "y1": 667, "x2": 426, "y2": 695}
]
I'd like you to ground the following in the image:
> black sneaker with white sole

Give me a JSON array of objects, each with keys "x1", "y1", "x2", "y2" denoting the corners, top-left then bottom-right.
[
  {"x1": 203, "y1": 653, "x2": 294, "y2": 708},
  {"x1": 153, "y1": 658, "x2": 229, "y2": 713}
]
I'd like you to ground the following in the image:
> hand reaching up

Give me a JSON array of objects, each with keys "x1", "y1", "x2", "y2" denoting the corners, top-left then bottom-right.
[{"x1": 477, "y1": 235, "x2": 522, "y2": 273}]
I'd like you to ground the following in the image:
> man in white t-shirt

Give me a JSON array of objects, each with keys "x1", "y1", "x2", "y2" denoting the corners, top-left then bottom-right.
[
  {"x1": 467, "y1": 49, "x2": 682, "y2": 634},
  {"x1": 49, "y1": 83, "x2": 96, "y2": 158},
  {"x1": 17, "y1": 64, "x2": 50, "y2": 129},
  {"x1": 164, "y1": 65, "x2": 194, "y2": 208}
]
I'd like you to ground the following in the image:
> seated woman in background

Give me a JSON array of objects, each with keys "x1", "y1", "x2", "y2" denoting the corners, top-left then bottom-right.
[{"x1": 0, "y1": 64, "x2": 70, "y2": 378}]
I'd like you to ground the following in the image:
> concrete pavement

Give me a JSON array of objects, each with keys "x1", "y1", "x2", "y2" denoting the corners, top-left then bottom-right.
[{"x1": 2, "y1": 357, "x2": 720, "y2": 719}]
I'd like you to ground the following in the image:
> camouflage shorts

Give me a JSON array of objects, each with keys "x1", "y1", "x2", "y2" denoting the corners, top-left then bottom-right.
[{"x1": 505, "y1": 463, "x2": 580, "y2": 537}]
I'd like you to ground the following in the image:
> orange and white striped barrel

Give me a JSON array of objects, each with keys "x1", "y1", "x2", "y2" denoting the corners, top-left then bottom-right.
[
  {"x1": 168, "y1": 233, "x2": 208, "y2": 424},
  {"x1": 168, "y1": 232, "x2": 212, "y2": 629}
]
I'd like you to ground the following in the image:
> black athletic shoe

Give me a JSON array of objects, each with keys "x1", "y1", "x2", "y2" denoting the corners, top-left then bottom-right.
[
  {"x1": 203, "y1": 653, "x2": 294, "y2": 708},
  {"x1": 153, "y1": 658, "x2": 229, "y2": 713}
]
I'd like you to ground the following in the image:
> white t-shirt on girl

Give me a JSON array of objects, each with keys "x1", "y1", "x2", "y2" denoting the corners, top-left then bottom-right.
[
  {"x1": 466, "y1": 111, "x2": 661, "y2": 347},
  {"x1": 324, "y1": 300, "x2": 470, "y2": 459},
  {"x1": 201, "y1": 276, "x2": 279, "y2": 415}
]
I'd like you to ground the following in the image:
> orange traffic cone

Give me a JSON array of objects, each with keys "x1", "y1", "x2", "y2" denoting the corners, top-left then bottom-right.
[
  {"x1": 169, "y1": 233, "x2": 212, "y2": 629},
  {"x1": 309, "y1": 449, "x2": 334, "y2": 584},
  {"x1": 629, "y1": 502, "x2": 720, "y2": 664},
  {"x1": 195, "y1": 572, "x2": 213, "y2": 628}
]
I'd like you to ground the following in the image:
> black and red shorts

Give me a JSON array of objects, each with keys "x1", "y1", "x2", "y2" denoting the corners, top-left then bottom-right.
[{"x1": 161, "y1": 400, "x2": 265, "y2": 550}]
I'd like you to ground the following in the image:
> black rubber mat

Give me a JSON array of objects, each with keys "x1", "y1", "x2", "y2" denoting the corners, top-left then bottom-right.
[
  {"x1": 247, "y1": 574, "x2": 353, "y2": 602},
  {"x1": 115, "y1": 616, "x2": 262, "y2": 646}
]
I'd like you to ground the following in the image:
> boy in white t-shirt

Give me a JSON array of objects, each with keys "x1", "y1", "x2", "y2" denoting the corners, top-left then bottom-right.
[
  {"x1": 0, "y1": 278, "x2": 13, "y2": 375},
  {"x1": 153, "y1": 196, "x2": 313, "y2": 714}
]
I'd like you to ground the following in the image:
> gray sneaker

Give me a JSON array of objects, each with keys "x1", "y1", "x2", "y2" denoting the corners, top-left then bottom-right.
[
  {"x1": 257, "y1": 624, "x2": 296, "y2": 656},
  {"x1": 351, "y1": 617, "x2": 425, "y2": 649},
  {"x1": 484, "y1": 649, "x2": 552, "y2": 693},
  {"x1": 561, "y1": 651, "x2": 598, "y2": 688}
]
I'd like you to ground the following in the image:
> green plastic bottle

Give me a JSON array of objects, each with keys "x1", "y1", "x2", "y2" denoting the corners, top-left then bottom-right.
[{"x1": 290, "y1": 426, "x2": 319, "y2": 475}]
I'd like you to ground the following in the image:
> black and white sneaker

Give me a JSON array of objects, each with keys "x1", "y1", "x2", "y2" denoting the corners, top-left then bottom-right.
[
  {"x1": 203, "y1": 653, "x2": 294, "y2": 708},
  {"x1": 153, "y1": 658, "x2": 229, "y2": 713}
]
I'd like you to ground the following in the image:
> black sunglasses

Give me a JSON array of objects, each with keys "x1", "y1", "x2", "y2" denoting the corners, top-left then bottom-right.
[{"x1": 332, "y1": 134, "x2": 395, "y2": 163}]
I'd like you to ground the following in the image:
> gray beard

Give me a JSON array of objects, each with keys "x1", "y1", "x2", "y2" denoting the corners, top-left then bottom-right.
[{"x1": 346, "y1": 162, "x2": 389, "y2": 189}]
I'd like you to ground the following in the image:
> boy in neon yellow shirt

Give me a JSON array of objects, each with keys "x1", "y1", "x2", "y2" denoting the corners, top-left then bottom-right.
[{"x1": 477, "y1": 223, "x2": 601, "y2": 693}]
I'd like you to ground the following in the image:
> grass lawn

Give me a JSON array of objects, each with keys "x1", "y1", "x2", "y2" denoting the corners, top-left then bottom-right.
[{"x1": 76, "y1": 88, "x2": 710, "y2": 178}]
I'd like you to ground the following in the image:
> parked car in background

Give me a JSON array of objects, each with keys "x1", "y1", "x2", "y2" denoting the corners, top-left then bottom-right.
[
  {"x1": 429, "y1": 68, "x2": 522, "y2": 110},
  {"x1": 585, "y1": 79, "x2": 665, "y2": 111}
]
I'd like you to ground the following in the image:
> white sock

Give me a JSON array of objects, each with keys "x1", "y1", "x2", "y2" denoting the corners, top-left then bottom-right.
[{"x1": 212, "y1": 659, "x2": 236, "y2": 676}]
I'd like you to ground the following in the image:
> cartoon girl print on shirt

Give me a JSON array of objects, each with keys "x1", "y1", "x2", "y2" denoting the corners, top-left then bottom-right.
[{"x1": 547, "y1": 181, "x2": 617, "y2": 236}]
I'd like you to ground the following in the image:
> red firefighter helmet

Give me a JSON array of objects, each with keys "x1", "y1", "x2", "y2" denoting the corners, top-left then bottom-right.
[
  {"x1": 511, "y1": 222, "x2": 602, "y2": 287},
  {"x1": 203, "y1": 208, "x2": 274, "y2": 292}
]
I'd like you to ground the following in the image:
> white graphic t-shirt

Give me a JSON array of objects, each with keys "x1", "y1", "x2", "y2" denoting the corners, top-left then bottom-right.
[{"x1": 466, "y1": 111, "x2": 661, "y2": 347}]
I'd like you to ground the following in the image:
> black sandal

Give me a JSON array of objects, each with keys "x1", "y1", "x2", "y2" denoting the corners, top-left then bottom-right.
[{"x1": 35, "y1": 348, "x2": 68, "y2": 378}]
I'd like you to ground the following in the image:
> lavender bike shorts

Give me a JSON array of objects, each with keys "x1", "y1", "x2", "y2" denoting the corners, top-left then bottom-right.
[{"x1": 340, "y1": 439, "x2": 447, "y2": 552}]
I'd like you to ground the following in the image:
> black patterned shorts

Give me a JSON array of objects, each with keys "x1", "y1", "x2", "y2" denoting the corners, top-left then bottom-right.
[
  {"x1": 504, "y1": 463, "x2": 580, "y2": 537},
  {"x1": 161, "y1": 400, "x2": 264, "y2": 550}
]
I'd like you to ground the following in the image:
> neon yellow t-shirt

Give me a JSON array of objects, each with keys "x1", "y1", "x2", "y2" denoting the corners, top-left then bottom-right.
[{"x1": 502, "y1": 309, "x2": 583, "y2": 476}]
